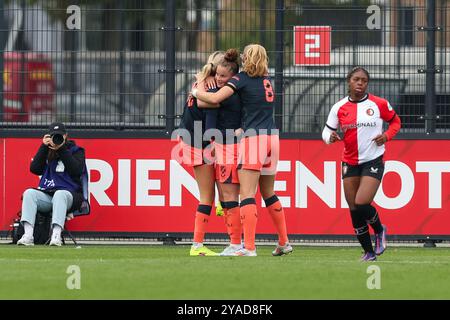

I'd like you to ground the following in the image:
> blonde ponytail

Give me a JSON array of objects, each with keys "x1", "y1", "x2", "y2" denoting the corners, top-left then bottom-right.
[{"x1": 197, "y1": 51, "x2": 225, "y2": 83}]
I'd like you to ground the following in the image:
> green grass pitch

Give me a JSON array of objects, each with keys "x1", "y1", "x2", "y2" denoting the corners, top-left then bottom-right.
[{"x1": 0, "y1": 244, "x2": 449, "y2": 299}]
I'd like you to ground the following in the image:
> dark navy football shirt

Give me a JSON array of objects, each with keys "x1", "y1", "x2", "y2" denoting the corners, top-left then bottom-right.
[
  {"x1": 178, "y1": 83, "x2": 217, "y2": 147},
  {"x1": 208, "y1": 87, "x2": 242, "y2": 144},
  {"x1": 226, "y1": 71, "x2": 277, "y2": 135}
]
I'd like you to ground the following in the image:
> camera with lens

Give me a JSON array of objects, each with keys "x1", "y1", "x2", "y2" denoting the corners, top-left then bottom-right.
[{"x1": 51, "y1": 133, "x2": 65, "y2": 145}]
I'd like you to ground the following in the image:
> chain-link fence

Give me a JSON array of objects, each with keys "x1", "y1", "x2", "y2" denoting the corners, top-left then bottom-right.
[{"x1": 0, "y1": 0, "x2": 449, "y2": 135}]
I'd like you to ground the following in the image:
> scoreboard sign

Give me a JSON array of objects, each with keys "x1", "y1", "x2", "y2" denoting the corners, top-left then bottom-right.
[{"x1": 293, "y1": 26, "x2": 331, "y2": 66}]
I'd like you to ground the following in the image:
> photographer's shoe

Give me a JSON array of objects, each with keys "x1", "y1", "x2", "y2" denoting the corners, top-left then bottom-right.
[
  {"x1": 17, "y1": 235, "x2": 34, "y2": 246},
  {"x1": 50, "y1": 234, "x2": 62, "y2": 246}
]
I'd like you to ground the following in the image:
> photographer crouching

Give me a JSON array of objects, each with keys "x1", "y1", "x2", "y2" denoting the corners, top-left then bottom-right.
[{"x1": 17, "y1": 122, "x2": 86, "y2": 246}]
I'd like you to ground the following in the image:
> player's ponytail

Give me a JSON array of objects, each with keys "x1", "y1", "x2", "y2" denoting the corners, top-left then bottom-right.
[
  {"x1": 242, "y1": 44, "x2": 268, "y2": 77},
  {"x1": 197, "y1": 51, "x2": 224, "y2": 83},
  {"x1": 219, "y1": 48, "x2": 240, "y2": 75}
]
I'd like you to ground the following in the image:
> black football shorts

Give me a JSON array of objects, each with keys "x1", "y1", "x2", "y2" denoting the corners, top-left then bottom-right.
[{"x1": 342, "y1": 155, "x2": 385, "y2": 181}]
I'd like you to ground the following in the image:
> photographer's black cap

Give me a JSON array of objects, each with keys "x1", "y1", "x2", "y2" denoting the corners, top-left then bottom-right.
[{"x1": 48, "y1": 122, "x2": 67, "y2": 135}]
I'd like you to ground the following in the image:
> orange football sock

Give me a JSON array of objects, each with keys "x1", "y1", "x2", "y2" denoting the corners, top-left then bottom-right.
[
  {"x1": 193, "y1": 204, "x2": 212, "y2": 243},
  {"x1": 222, "y1": 207, "x2": 230, "y2": 237},
  {"x1": 265, "y1": 196, "x2": 289, "y2": 246},
  {"x1": 240, "y1": 199, "x2": 258, "y2": 251},
  {"x1": 228, "y1": 206, "x2": 242, "y2": 245}
]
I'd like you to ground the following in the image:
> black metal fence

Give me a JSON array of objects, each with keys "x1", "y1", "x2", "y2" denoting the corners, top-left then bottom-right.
[{"x1": 0, "y1": 0, "x2": 448, "y2": 136}]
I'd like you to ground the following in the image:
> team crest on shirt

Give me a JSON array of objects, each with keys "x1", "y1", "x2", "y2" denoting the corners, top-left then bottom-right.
[{"x1": 366, "y1": 108, "x2": 374, "y2": 116}]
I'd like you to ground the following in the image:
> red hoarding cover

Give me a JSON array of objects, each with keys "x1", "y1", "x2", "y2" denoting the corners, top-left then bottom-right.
[
  {"x1": 0, "y1": 139, "x2": 4, "y2": 230},
  {"x1": 1, "y1": 138, "x2": 449, "y2": 235}
]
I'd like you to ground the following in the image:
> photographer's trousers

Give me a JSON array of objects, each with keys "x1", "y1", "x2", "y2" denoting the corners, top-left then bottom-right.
[{"x1": 21, "y1": 189, "x2": 73, "y2": 228}]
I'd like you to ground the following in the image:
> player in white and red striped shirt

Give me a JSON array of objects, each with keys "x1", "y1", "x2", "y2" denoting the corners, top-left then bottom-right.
[{"x1": 322, "y1": 67, "x2": 401, "y2": 261}]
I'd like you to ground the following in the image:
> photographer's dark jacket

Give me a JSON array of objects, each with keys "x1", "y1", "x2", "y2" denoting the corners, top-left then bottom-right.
[{"x1": 30, "y1": 140, "x2": 85, "y2": 212}]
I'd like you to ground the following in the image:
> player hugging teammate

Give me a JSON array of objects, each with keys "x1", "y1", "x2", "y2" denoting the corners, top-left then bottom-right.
[{"x1": 191, "y1": 44, "x2": 291, "y2": 257}]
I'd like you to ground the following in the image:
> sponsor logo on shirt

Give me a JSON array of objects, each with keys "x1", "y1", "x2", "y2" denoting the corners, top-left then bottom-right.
[{"x1": 341, "y1": 121, "x2": 376, "y2": 131}]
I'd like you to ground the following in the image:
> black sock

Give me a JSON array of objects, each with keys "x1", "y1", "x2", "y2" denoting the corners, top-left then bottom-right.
[
  {"x1": 350, "y1": 209, "x2": 374, "y2": 253},
  {"x1": 357, "y1": 204, "x2": 383, "y2": 234}
]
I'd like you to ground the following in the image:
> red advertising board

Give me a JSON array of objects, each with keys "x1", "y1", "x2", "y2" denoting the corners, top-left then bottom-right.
[
  {"x1": 0, "y1": 139, "x2": 4, "y2": 230},
  {"x1": 1, "y1": 138, "x2": 449, "y2": 235},
  {"x1": 293, "y1": 26, "x2": 331, "y2": 66}
]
